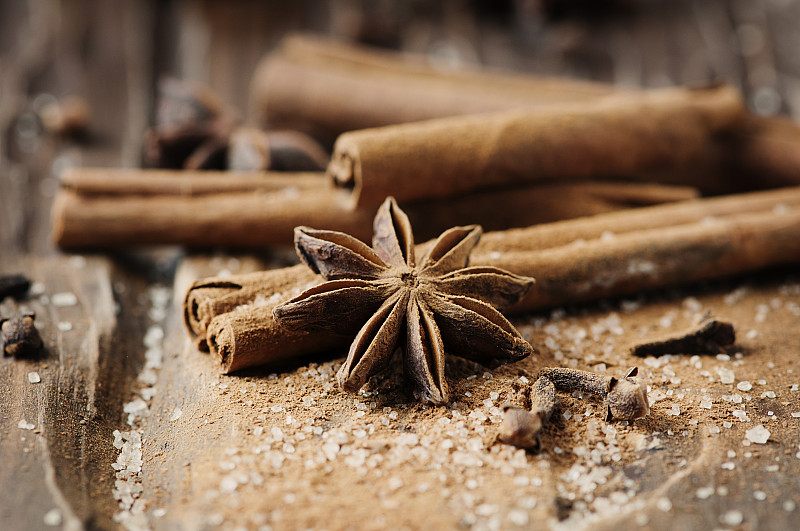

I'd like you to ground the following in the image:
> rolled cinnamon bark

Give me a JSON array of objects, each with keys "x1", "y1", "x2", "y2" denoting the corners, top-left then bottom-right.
[
  {"x1": 328, "y1": 85, "x2": 746, "y2": 209},
  {"x1": 206, "y1": 303, "x2": 347, "y2": 373},
  {"x1": 186, "y1": 186, "x2": 800, "y2": 373},
  {"x1": 52, "y1": 167, "x2": 697, "y2": 248},
  {"x1": 252, "y1": 35, "x2": 614, "y2": 145},
  {"x1": 494, "y1": 208, "x2": 800, "y2": 313},
  {"x1": 59, "y1": 168, "x2": 326, "y2": 196},
  {"x1": 52, "y1": 183, "x2": 375, "y2": 248},
  {"x1": 184, "y1": 265, "x2": 317, "y2": 349},
  {"x1": 253, "y1": 36, "x2": 800, "y2": 197},
  {"x1": 474, "y1": 185, "x2": 800, "y2": 253}
]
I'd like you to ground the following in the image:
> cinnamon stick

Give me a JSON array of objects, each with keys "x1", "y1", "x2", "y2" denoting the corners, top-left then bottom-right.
[
  {"x1": 327, "y1": 85, "x2": 745, "y2": 209},
  {"x1": 206, "y1": 304, "x2": 347, "y2": 374},
  {"x1": 184, "y1": 265, "x2": 317, "y2": 349},
  {"x1": 59, "y1": 168, "x2": 326, "y2": 196},
  {"x1": 184, "y1": 186, "x2": 800, "y2": 373},
  {"x1": 253, "y1": 36, "x2": 800, "y2": 196},
  {"x1": 493, "y1": 208, "x2": 800, "y2": 313},
  {"x1": 52, "y1": 168, "x2": 697, "y2": 249},
  {"x1": 252, "y1": 34, "x2": 614, "y2": 146}
]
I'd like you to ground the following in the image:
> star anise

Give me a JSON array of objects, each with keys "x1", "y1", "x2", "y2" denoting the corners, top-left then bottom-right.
[{"x1": 273, "y1": 197, "x2": 535, "y2": 404}]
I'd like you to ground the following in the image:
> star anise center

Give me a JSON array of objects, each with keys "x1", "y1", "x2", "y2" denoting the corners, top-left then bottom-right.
[
  {"x1": 273, "y1": 196, "x2": 536, "y2": 404},
  {"x1": 401, "y1": 270, "x2": 419, "y2": 288}
]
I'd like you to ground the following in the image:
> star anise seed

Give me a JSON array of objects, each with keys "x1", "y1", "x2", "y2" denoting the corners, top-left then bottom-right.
[{"x1": 273, "y1": 197, "x2": 535, "y2": 404}]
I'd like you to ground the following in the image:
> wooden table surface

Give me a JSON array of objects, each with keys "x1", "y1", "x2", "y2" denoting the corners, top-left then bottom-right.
[{"x1": 1, "y1": 1, "x2": 799, "y2": 529}]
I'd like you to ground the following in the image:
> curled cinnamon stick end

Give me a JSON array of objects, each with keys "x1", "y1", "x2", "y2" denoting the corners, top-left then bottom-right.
[
  {"x1": 182, "y1": 266, "x2": 317, "y2": 350},
  {"x1": 206, "y1": 305, "x2": 346, "y2": 374}
]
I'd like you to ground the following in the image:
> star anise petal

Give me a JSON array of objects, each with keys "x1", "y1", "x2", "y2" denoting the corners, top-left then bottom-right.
[
  {"x1": 426, "y1": 293, "x2": 533, "y2": 369},
  {"x1": 294, "y1": 226, "x2": 389, "y2": 280},
  {"x1": 336, "y1": 289, "x2": 410, "y2": 392},
  {"x1": 273, "y1": 279, "x2": 399, "y2": 334},
  {"x1": 419, "y1": 225, "x2": 482, "y2": 276},
  {"x1": 372, "y1": 196, "x2": 415, "y2": 268},
  {"x1": 405, "y1": 292, "x2": 448, "y2": 404},
  {"x1": 428, "y1": 266, "x2": 534, "y2": 309}
]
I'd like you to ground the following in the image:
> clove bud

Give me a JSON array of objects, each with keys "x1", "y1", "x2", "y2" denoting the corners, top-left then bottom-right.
[
  {"x1": 1, "y1": 313, "x2": 43, "y2": 358},
  {"x1": 499, "y1": 376, "x2": 556, "y2": 449}
]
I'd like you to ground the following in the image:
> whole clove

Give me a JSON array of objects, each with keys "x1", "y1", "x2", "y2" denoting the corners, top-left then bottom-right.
[
  {"x1": 0, "y1": 274, "x2": 31, "y2": 300},
  {"x1": 144, "y1": 78, "x2": 329, "y2": 172},
  {"x1": 631, "y1": 319, "x2": 735, "y2": 357},
  {"x1": 1, "y1": 313, "x2": 43, "y2": 358},
  {"x1": 539, "y1": 367, "x2": 649, "y2": 422},
  {"x1": 499, "y1": 376, "x2": 556, "y2": 449}
]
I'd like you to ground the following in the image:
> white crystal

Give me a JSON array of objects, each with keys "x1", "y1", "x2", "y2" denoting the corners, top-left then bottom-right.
[
  {"x1": 721, "y1": 510, "x2": 743, "y2": 526},
  {"x1": 745, "y1": 424, "x2": 770, "y2": 444},
  {"x1": 718, "y1": 368, "x2": 735, "y2": 384},
  {"x1": 696, "y1": 487, "x2": 714, "y2": 500},
  {"x1": 51, "y1": 292, "x2": 78, "y2": 307},
  {"x1": 43, "y1": 509, "x2": 62, "y2": 526},
  {"x1": 28, "y1": 372, "x2": 41, "y2": 384}
]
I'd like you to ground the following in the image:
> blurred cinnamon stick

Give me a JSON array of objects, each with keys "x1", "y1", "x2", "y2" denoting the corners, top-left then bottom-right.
[
  {"x1": 252, "y1": 34, "x2": 614, "y2": 146},
  {"x1": 52, "y1": 168, "x2": 696, "y2": 249},
  {"x1": 327, "y1": 84, "x2": 745, "y2": 209},
  {"x1": 184, "y1": 186, "x2": 800, "y2": 373},
  {"x1": 59, "y1": 168, "x2": 325, "y2": 196}
]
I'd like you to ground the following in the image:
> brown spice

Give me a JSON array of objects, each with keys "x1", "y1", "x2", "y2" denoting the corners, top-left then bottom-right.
[
  {"x1": 630, "y1": 319, "x2": 735, "y2": 357},
  {"x1": 1, "y1": 313, "x2": 43, "y2": 358},
  {"x1": 272, "y1": 197, "x2": 534, "y2": 404},
  {"x1": 499, "y1": 376, "x2": 556, "y2": 450}
]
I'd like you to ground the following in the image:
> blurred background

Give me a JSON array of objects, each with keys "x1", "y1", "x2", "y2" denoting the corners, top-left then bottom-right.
[{"x1": 2, "y1": 0, "x2": 800, "y2": 250}]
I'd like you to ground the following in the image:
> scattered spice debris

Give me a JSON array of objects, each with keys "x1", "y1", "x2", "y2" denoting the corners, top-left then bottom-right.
[
  {"x1": 501, "y1": 367, "x2": 649, "y2": 450},
  {"x1": 1, "y1": 313, "x2": 43, "y2": 358},
  {"x1": 273, "y1": 196, "x2": 535, "y2": 404},
  {"x1": 540, "y1": 366, "x2": 649, "y2": 422},
  {"x1": 631, "y1": 319, "x2": 735, "y2": 357}
]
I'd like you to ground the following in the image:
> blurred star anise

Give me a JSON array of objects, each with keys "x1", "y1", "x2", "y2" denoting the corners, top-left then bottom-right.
[{"x1": 273, "y1": 197, "x2": 535, "y2": 404}]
